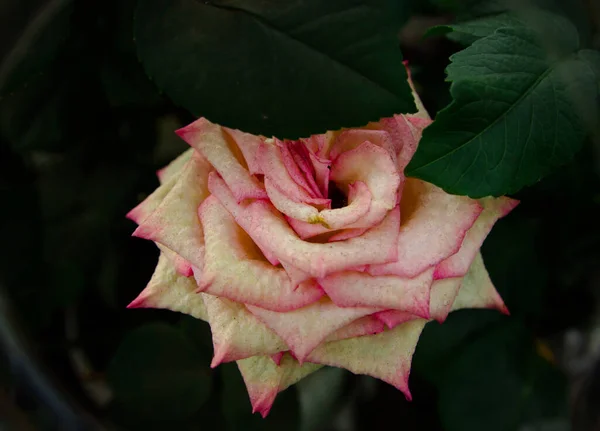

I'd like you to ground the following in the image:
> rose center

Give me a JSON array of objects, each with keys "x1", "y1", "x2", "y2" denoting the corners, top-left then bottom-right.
[{"x1": 328, "y1": 183, "x2": 347, "y2": 209}]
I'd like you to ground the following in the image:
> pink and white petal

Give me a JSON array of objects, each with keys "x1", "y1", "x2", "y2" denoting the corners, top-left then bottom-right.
[
  {"x1": 319, "y1": 269, "x2": 433, "y2": 318},
  {"x1": 156, "y1": 148, "x2": 194, "y2": 184},
  {"x1": 258, "y1": 139, "x2": 315, "y2": 203},
  {"x1": 374, "y1": 310, "x2": 420, "y2": 329},
  {"x1": 237, "y1": 354, "x2": 322, "y2": 418},
  {"x1": 176, "y1": 117, "x2": 267, "y2": 202},
  {"x1": 319, "y1": 181, "x2": 372, "y2": 229},
  {"x1": 247, "y1": 298, "x2": 380, "y2": 363},
  {"x1": 157, "y1": 244, "x2": 193, "y2": 277},
  {"x1": 330, "y1": 141, "x2": 401, "y2": 229},
  {"x1": 201, "y1": 294, "x2": 286, "y2": 367},
  {"x1": 429, "y1": 277, "x2": 463, "y2": 322},
  {"x1": 308, "y1": 151, "x2": 331, "y2": 197},
  {"x1": 133, "y1": 152, "x2": 211, "y2": 271},
  {"x1": 307, "y1": 319, "x2": 427, "y2": 399},
  {"x1": 199, "y1": 196, "x2": 323, "y2": 311},
  {"x1": 223, "y1": 127, "x2": 263, "y2": 175},
  {"x1": 450, "y1": 252, "x2": 508, "y2": 315},
  {"x1": 210, "y1": 173, "x2": 401, "y2": 278},
  {"x1": 286, "y1": 217, "x2": 331, "y2": 239},
  {"x1": 279, "y1": 260, "x2": 312, "y2": 289},
  {"x1": 270, "y1": 352, "x2": 285, "y2": 366},
  {"x1": 434, "y1": 197, "x2": 519, "y2": 279},
  {"x1": 127, "y1": 252, "x2": 207, "y2": 321},
  {"x1": 328, "y1": 228, "x2": 368, "y2": 242},
  {"x1": 368, "y1": 179, "x2": 483, "y2": 278},
  {"x1": 280, "y1": 141, "x2": 322, "y2": 198},
  {"x1": 264, "y1": 177, "x2": 321, "y2": 222},
  {"x1": 325, "y1": 316, "x2": 386, "y2": 342},
  {"x1": 329, "y1": 129, "x2": 396, "y2": 162}
]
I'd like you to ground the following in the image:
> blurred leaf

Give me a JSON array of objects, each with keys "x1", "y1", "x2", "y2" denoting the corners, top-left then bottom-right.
[
  {"x1": 221, "y1": 362, "x2": 301, "y2": 431},
  {"x1": 297, "y1": 367, "x2": 348, "y2": 431},
  {"x1": 438, "y1": 321, "x2": 568, "y2": 431},
  {"x1": 406, "y1": 12, "x2": 600, "y2": 197},
  {"x1": 482, "y1": 215, "x2": 546, "y2": 322},
  {"x1": 413, "y1": 309, "x2": 503, "y2": 384},
  {"x1": 0, "y1": 0, "x2": 74, "y2": 95},
  {"x1": 134, "y1": 0, "x2": 415, "y2": 138},
  {"x1": 107, "y1": 323, "x2": 212, "y2": 421}
]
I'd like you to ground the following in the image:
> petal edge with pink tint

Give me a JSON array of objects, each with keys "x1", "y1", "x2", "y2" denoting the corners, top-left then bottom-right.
[{"x1": 198, "y1": 196, "x2": 323, "y2": 311}]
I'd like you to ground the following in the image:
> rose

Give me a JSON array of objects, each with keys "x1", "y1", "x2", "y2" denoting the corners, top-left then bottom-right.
[{"x1": 126, "y1": 90, "x2": 517, "y2": 417}]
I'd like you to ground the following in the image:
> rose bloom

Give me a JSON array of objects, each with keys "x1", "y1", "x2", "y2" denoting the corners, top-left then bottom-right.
[{"x1": 126, "y1": 89, "x2": 517, "y2": 417}]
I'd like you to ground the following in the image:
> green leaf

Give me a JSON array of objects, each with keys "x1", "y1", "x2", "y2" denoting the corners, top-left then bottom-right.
[
  {"x1": 406, "y1": 13, "x2": 600, "y2": 197},
  {"x1": 107, "y1": 323, "x2": 212, "y2": 421},
  {"x1": 134, "y1": 0, "x2": 415, "y2": 138},
  {"x1": 444, "y1": 12, "x2": 522, "y2": 45}
]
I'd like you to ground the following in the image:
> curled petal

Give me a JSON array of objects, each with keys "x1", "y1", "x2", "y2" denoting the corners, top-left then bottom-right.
[
  {"x1": 223, "y1": 127, "x2": 263, "y2": 175},
  {"x1": 280, "y1": 140, "x2": 323, "y2": 198},
  {"x1": 258, "y1": 138, "x2": 315, "y2": 203},
  {"x1": 319, "y1": 181, "x2": 372, "y2": 229},
  {"x1": 319, "y1": 269, "x2": 433, "y2": 318},
  {"x1": 264, "y1": 177, "x2": 326, "y2": 222},
  {"x1": 237, "y1": 354, "x2": 322, "y2": 418},
  {"x1": 198, "y1": 196, "x2": 323, "y2": 311},
  {"x1": 330, "y1": 141, "x2": 400, "y2": 229},
  {"x1": 209, "y1": 173, "x2": 401, "y2": 278},
  {"x1": 133, "y1": 152, "x2": 211, "y2": 271},
  {"x1": 369, "y1": 179, "x2": 483, "y2": 278},
  {"x1": 127, "y1": 252, "x2": 207, "y2": 321},
  {"x1": 202, "y1": 294, "x2": 286, "y2": 367},
  {"x1": 307, "y1": 319, "x2": 427, "y2": 400},
  {"x1": 247, "y1": 298, "x2": 380, "y2": 363},
  {"x1": 434, "y1": 197, "x2": 519, "y2": 279},
  {"x1": 176, "y1": 117, "x2": 267, "y2": 202}
]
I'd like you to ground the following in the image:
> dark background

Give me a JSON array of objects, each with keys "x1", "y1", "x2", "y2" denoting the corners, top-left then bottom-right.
[{"x1": 1, "y1": 0, "x2": 599, "y2": 430}]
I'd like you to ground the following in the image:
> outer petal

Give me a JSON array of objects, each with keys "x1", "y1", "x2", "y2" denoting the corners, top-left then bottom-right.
[
  {"x1": 202, "y1": 294, "x2": 286, "y2": 367},
  {"x1": 133, "y1": 152, "x2": 211, "y2": 271},
  {"x1": 127, "y1": 171, "x2": 179, "y2": 224},
  {"x1": 247, "y1": 298, "x2": 380, "y2": 362},
  {"x1": 198, "y1": 196, "x2": 323, "y2": 311},
  {"x1": 429, "y1": 277, "x2": 463, "y2": 322},
  {"x1": 209, "y1": 173, "x2": 400, "y2": 278},
  {"x1": 368, "y1": 179, "x2": 483, "y2": 278},
  {"x1": 237, "y1": 354, "x2": 322, "y2": 418},
  {"x1": 223, "y1": 127, "x2": 263, "y2": 175},
  {"x1": 374, "y1": 310, "x2": 419, "y2": 329},
  {"x1": 325, "y1": 316, "x2": 386, "y2": 342},
  {"x1": 157, "y1": 244, "x2": 193, "y2": 277},
  {"x1": 434, "y1": 197, "x2": 519, "y2": 279},
  {"x1": 450, "y1": 252, "x2": 508, "y2": 314},
  {"x1": 127, "y1": 252, "x2": 207, "y2": 321},
  {"x1": 307, "y1": 319, "x2": 427, "y2": 399},
  {"x1": 176, "y1": 117, "x2": 267, "y2": 202},
  {"x1": 156, "y1": 148, "x2": 194, "y2": 184},
  {"x1": 319, "y1": 269, "x2": 433, "y2": 318}
]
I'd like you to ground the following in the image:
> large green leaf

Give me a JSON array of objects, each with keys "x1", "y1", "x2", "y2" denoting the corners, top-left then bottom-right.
[
  {"x1": 134, "y1": 0, "x2": 415, "y2": 138},
  {"x1": 406, "y1": 13, "x2": 600, "y2": 197},
  {"x1": 107, "y1": 323, "x2": 212, "y2": 421}
]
